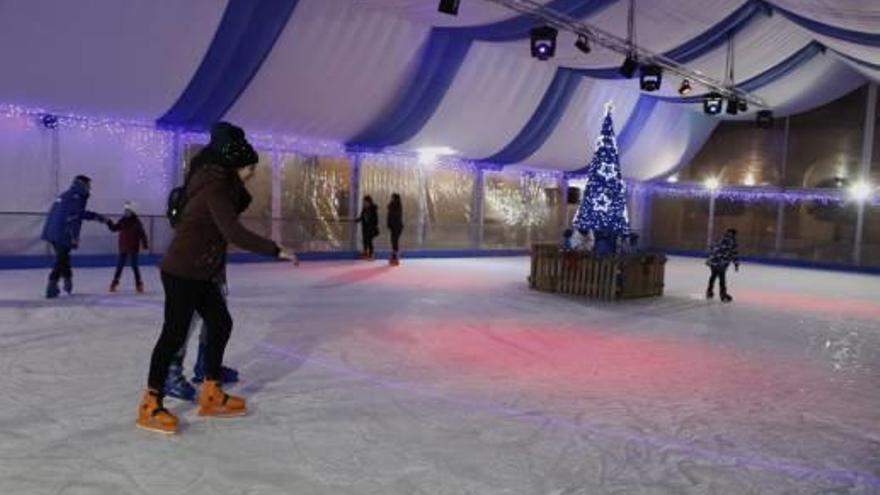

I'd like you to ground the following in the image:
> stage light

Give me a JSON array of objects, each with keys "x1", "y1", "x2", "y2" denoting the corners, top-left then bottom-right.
[
  {"x1": 704, "y1": 177, "x2": 720, "y2": 191},
  {"x1": 574, "y1": 34, "x2": 591, "y2": 54},
  {"x1": 703, "y1": 93, "x2": 723, "y2": 115},
  {"x1": 678, "y1": 79, "x2": 692, "y2": 96},
  {"x1": 756, "y1": 110, "x2": 774, "y2": 128},
  {"x1": 437, "y1": 0, "x2": 460, "y2": 15},
  {"x1": 849, "y1": 181, "x2": 873, "y2": 201},
  {"x1": 417, "y1": 146, "x2": 456, "y2": 165},
  {"x1": 666, "y1": 174, "x2": 679, "y2": 183},
  {"x1": 530, "y1": 26, "x2": 558, "y2": 61},
  {"x1": 726, "y1": 98, "x2": 739, "y2": 115},
  {"x1": 738, "y1": 100, "x2": 748, "y2": 112},
  {"x1": 619, "y1": 55, "x2": 639, "y2": 78},
  {"x1": 639, "y1": 65, "x2": 662, "y2": 91}
]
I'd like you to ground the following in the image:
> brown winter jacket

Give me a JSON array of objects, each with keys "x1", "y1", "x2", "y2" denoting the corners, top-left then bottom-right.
[{"x1": 160, "y1": 164, "x2": 279, "y2": 281}]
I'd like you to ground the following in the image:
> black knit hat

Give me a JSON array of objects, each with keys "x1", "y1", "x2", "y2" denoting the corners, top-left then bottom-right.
[
  {"x1": 209, "y1": 122, "x2": 258, "y2": 169},
  {"x1": 74, "y1": 175, "x2": 91, "y2": 184}
]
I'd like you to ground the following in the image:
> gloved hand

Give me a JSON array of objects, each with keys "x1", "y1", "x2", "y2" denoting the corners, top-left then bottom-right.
[{"x1": 734, "y1": 263, "x2": 740, "y2": 272}]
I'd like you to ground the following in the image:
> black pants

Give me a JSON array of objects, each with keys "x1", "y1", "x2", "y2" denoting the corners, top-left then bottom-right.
[
  {"x1": 390, "y1": 227, "x2": 403, "y2": 252},
  {"x1": 113, "y1": 253, "x2": 142, "y2": 284},
  {"x1": 363, "y1": 232, "x2": 376, "y2": 256},
  {"x1": 49, "y1": 243, "x2": 72, "y2": 281},
  {"x1": 147, "y1": 272, "x2": 232, "y2": 391},
  {"x1": 707, "y1": 265, "x2": 728, "y2": 296}
]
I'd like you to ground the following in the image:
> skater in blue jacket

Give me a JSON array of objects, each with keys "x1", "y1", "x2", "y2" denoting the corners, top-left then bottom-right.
[{"x1": 40, "y1": 175, "x2": 109, "y2": 298}]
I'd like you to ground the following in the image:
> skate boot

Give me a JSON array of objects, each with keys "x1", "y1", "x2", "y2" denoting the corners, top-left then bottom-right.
[
  {"x1": 110, "y1": 280, "x2": 119, "y2": 293},
  {"x1": 62, "y1": 277, "x2": 73, "y2": 295},
  {"x1": 192, "y1": 345, "x2": 239, "y2": 384},
  {"x1": 197, "y1": 380, "x2": 246, "y2": 417},
  {"x1": 164, "y1": 369, "x2": 196, "y2": 402},
  {"x1": 136, "y1": 389, "x2": 178, "y2": 434},
  {"x1": 389, "y1": 253, "x2": 400, "y2": 266},
  {"x1": 136, "y1": 281, "x2": 144, "y2": 294},
  {"x1": 46, "y1": 279, "x2": 60, "y2": 299},
  {"x1": 705, "y1": 290, "x2": 713, "y2": 300},
  {"x1": 721, "y1": 294, "x2": 733, "y2": 303}
]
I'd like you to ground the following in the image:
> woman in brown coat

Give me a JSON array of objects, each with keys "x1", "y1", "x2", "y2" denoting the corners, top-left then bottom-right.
[{"x1": 137, "y1": 122, "x2": 297, "y2": 434}]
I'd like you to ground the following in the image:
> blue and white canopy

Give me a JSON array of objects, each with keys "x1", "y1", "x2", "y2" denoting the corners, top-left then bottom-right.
[{"x1": 0, "y1": 0, "x2": 876, "y2": 178}]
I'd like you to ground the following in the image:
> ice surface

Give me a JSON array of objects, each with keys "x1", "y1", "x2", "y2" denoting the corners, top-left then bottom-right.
[{"x1": 0, "y1": 257, "x2": 879, "y2": 494}]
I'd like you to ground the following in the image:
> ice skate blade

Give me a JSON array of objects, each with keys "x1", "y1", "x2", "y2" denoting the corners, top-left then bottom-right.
[
  {"x1": 135, "y1": 422, "x2": 177, "y2": 435},
  {"x1": 197, "y1": 410, "x2": 247, "y2": 418}
]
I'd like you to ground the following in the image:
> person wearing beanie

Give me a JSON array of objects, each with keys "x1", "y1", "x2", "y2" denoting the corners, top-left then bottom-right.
[
  {"x1": 137, "y1": 122, "x2": 298, "y2": 434},
  {"x1": 108, "y1": 202, "x2": 149, "y2": 293},
  {"x1": 40, "y1": 175, "x2": 109, "y2": 298}
]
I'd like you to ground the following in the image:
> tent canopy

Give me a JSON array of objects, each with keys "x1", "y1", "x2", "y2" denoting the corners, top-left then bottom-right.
[{"x1": 0, "y1": 0, "x2": 877, "y2": 178}]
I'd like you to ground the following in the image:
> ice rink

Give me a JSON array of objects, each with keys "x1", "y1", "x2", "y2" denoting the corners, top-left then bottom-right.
[{"x1": 1, "y1": 256, "x2": 879, "y2": 494}]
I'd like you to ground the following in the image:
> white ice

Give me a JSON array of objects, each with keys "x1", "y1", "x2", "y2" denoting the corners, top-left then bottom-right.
[{"x1": 0, "y1": 257, "x2": 879, "y2": 494}]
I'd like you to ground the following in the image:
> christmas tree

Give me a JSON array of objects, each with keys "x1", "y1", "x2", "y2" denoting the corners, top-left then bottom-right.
[{"x1": 572, "y1": 103, "x2": 629, "y2": 253}]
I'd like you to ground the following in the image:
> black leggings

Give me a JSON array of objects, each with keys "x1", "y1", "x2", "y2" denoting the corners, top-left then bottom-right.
[
  {"x1": 49, "y1": 243, "x2": 72, "y2": 281},
  {"x1": 113, "y1": 253, "x2": 142, "y2": 284},
  {"x1": 390, "y1": 228, "x2": 403, "y2": 252},
  {"x1": 707, "y1": 265, "x2": 728, "y2": 295},
  {"x1": 363, "y1": 233, "x2": 376, "y2": 256},
  {"x1": 148, "y1": 272, "x2": 232, "y2": 391}
]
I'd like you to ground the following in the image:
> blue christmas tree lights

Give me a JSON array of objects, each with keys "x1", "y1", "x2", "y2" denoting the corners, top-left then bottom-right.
[{"x1": 572, "y1": 104, "x2": 630, "y2": 250}]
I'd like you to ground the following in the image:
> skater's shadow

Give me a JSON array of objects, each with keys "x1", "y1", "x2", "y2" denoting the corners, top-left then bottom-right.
[
  {"x1": 311, "y1": 265, "x2": 392, "y2": 290},
  {"x1": 0, "y1": 296, "x2": 160, "y2": 310},
  {"x1": 229, "y1": 301, "x2": 402, "y2": 396},
  {"x1": 231, "y1": 319, "x2": 336, "y2": 396},
  {"x1": 622, "y1": 295, "x2": 715, "y2": 317}
]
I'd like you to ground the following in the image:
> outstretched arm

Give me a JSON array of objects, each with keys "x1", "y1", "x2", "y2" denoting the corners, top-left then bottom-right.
[{"x1": 206, "y1": 184, "x2": 280, "y2": 257}]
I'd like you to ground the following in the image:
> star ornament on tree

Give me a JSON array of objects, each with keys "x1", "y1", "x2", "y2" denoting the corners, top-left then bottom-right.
[
  {"x1": 594, "y1": 193, "x2": 612, "y2": 212},
  {"x1": 597, "y1": 161, "x2": 617, "y2": 181}
]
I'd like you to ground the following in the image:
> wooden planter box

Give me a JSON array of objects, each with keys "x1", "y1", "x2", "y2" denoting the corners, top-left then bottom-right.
[{"x1": 529, "y1": 243, "x2": 666, "y2": 300}]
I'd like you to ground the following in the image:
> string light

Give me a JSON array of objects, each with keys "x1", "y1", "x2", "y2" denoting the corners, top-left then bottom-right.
[
  {"x1": 630, "y1": 181, "x2": 856, "y2": 205},
  {"x1": 3, "y1": 103, "x2": 866, "y2": 209}
]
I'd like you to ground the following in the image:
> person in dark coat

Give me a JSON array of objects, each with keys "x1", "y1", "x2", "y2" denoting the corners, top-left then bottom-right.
[
  {"x1": 387, "y1": 193, "x2": 403, "y2": 265},
  {"x1": 706, "y1": 228, "x2": 740, "y2": 302},
  {"x1": 108, "y1": 202, "x2": 149, "y2": 293},
  {"x1": 136, "y1": 122, "x2": 298, "y2": 435},
  {"x1": 356, "y1": 195, "x2": 379, "y2": 260},
  {"x1": 40, "y1": 175, "x2": 108, "y2": 298}
]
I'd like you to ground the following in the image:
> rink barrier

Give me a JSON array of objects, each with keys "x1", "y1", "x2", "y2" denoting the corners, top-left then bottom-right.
[
  {"x1": 0, "y1": 249, "x2": 528, "y2": 270},
  {"x1": 529, "y1": 244, "x2": 666, "y2": 300},
  {"x1": 661, "y1": 248, "x2": 880, "y2": 275}
]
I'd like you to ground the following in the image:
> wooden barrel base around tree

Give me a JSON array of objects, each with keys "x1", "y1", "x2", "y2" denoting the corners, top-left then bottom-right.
[{"x1": 528, "y1": 243, "x2": 666, "y2": 300}]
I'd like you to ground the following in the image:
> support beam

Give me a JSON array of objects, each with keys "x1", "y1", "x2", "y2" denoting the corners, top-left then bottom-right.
[
  {"x1": 349, "y1": 154, "x2": 362, "y2": 252},
  {"x1": 853, "y1": 83, "x2": 877, "y2": 265},
  {"x1": 271, "y1": 149, "x2": 282, "y2": 244},
  {"x1": 472, "y1": 168, "x2": 485, "y2": 249},
  {"x1": 558, "y1": 174, "x2": 569, "y2": 232},
  {"x1": 774, "y1": 117, "x2": 790, "y2": 255},
  {"x1": 49, "y1": 126, "x2": 60, "y2": 256},
  {"x1": 707, "y1": 194, "x2": 717, "y2": 250}
]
